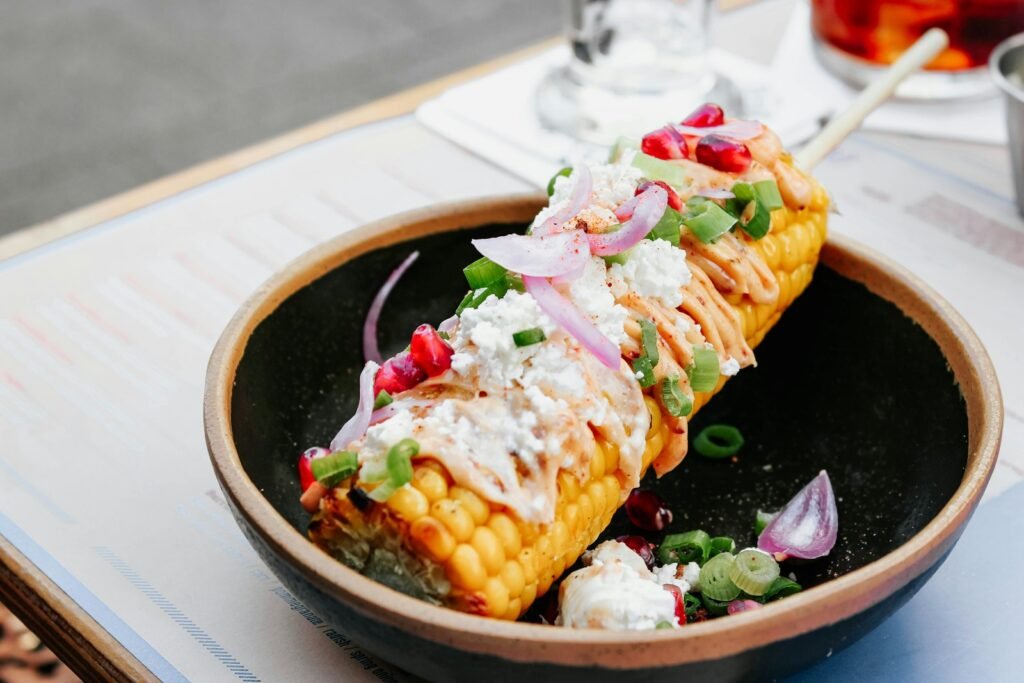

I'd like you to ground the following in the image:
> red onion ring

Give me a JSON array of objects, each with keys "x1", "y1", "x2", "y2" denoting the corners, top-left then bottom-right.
[
  {"x1": 535, "y1": 165, "x2": 593, "y2": 236},
  {"x1": 588, "y1": 186, "x2": 667, "y2": 256},
  {"x1": 523, "y1": 275, "x2": 620, "y2": 369},
  {"x1": 727, "y1": 599, "x2": 763, "y2": 615},
  {"x1": 363, "y1": 251, "x2": 419, "y2": 364},
  {"x1": 438, "y1": 315, "x2": 458, "y2": 335},
  {"x1": 472, "y1": 230, "x2": 591, "y2": 278},
  {"x1": 673, "y1": 120, "x2": 764, "y2": 140},
  {"x1": 613, "y1": 194, "x2": 642, "y2": 221},
  {"x1": 330, "y1": 361, "x2": 379, "y2": 452},
  {"x1": 757, "y1": 470, "x2": 838, "y2": 560}
]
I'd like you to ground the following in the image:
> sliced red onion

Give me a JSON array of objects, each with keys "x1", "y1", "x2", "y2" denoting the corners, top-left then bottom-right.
[
  {"x1": 758, "y1": 470, "x2": 838, "y2": 560},
  {"x1": 588, "y1": 185, "x2": 667, "y2": 256},
  {"x1": 330, "y1": 361, "x2": 379, "y2": 452},
  {"x1": 695, "y1": 187, "x2": 736, "y2": 200},
  {"x1": 472, "y1": 230, "x2": 591, "y2": 278},
  {"x1": 673, "y1": 119, "x2": 764, "y2": 140},
  {"x1": 523, "y1": 275, "x2": 620, "y2": 369},
  {"x1": 535, "y1": 164, "x2": 593, "y2": 236},
  {"x1": 727, "y1": 600, "x2": 762, "y2": 615},
  {"x1": 438, "y1": 315, "x2": 458, "y2": 335},
  {"x1": 613, "y1": 194, "x2": 642, "y2": 221},
  {"x1": 363, "y1": 251, "x2": 419, "y2": 364}
]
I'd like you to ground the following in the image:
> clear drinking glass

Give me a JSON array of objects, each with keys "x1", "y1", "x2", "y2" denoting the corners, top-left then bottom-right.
[{"x1": 536, "y1": 0, "x2": 740, "y2": 143}]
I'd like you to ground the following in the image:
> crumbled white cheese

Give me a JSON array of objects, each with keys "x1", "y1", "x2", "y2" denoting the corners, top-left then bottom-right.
[
  {"x1": 675, "y1": 317, "x2": 691, "y2": 336},
  {"x1": 450, "y1": 291, "x2": 558, "y2": 389},
  {"x1": 609, "y1": 239, "x2": 691, "y2": 309},
  {"x1": 683, "y1": 561, "x2": 701, "y2": 593},
  {"x1": 551, "y1": 162, "x2": 644, "y2": 211},
  {"x1": 721, "y1": 356, "x2": 741, "y2": 377},
  {"x1": 357, "y1": 410, "x2": 415, "y2": 481},
  {"x1": 568, "y1": 256, "x2": 629, "y2": 346},
  {"x1": 558, "y1": 541, "x2": 690, "y2": 630}
]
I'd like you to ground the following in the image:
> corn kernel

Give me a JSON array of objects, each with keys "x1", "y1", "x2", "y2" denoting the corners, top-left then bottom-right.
[
  {"x1": 520, "y1": 582, "x2": 537, "y2": 611},
  {"x1": 450, "y1": 486, "x2": 489, "y2": 525},
  {"x1": 501, "y1": 560, "x2": 525, "y2": 599},
  {"x1": 431, "y1": 499, "x2": 474, "y2": 542},
  {"x1": 471, "y1": 526, "x2": 505, "y2": 576},
  {"x1": 549, "y1": 521, "x2": 570, "y2": 575},
  {"x1": 603, "y1": 441, "x2": 620, "y2": 474},
  {"x1": 518, "y1": 548, "x2": 538, "y2": 585},
  {"x1": 446, "y1": 544, "x2": 487, "y2": 590},
  {"x1": 644, "y1": 396, "x2": 662, "y2": 436},
  {"x1": 576, "y1": 492, "x2": 594, "y2": 534},
  {"x1": 602, "y1": 475, "x2": 620, "y2": 508},
  {"x1": 504, "y1": 598, "x2": 522, "y2": 621},
  {"x1": 563, "y1": 502, "x2": 579, "y2": 533},
  {"x1": 409, "y1": 517, "x2": 456, "y2": 562},
  {"x1": 589, "y1": 442, "x2": 606, "y2": 480},
  {"x1": 483, "y1": 576, "x2": 510, "y2": 618},
  {"x1": 488, "y1": 513, "x2": 522, "y2": 557},
  {"x1": 587, "y1": 482, "x2": 606, "y2": 522},
  {"x1": 386, "y1": 484, "x2": 428, "y2": 521},
  {"x1": 557, "y1": 471, "x2": 580, "y2": 503},
  {"x1": 413, "y1": 467, "x2": 448, "y2": 502}
]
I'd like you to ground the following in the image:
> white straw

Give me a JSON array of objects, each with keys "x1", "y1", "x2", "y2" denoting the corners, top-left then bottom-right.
[{"x1": 794, "y1": 28, "x2": 950, "y2": 171}]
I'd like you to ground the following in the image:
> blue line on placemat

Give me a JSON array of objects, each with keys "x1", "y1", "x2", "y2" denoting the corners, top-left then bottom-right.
[
  {"x1": 848, "y1": 135, "x2": 1017, "y2": 207},
  {"x1": 94, "y1": 546, "x2": 261, "y2": 682},
  {"x1": 0, "y1": 511, "x2": 187, "y2": 682},
  {"x1": 0, "y1": 459, "x2": 75, "y2": 524}
]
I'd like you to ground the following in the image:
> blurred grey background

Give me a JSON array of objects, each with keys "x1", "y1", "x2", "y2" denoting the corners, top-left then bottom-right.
[{"x1": 1, "y1": 0, "x2": 559, "y2": 236}]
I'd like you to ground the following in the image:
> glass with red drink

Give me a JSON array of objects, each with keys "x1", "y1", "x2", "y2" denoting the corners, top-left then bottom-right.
[{"x1": 811, "y1": 0, "x2": 1024, "y2": 99}]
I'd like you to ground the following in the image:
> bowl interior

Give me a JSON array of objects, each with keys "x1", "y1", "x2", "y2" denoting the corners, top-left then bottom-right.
[{"x1": 229, "y1": 219, "x2": 968, "y2": 599}]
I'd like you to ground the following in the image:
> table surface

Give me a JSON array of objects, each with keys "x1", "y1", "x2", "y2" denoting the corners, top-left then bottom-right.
[{"x1": 1, "y1": 1, "x2": 1021, "y2": 681}]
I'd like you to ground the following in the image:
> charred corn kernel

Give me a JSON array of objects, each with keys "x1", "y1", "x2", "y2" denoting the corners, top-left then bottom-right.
[
  {"x1": 413, "y1": 468, "x2": 448, "y2": 502},
  {"x1": 471, "y1": 527, "x2": 505, "y2": 576},
  {"x1": 449, "y1": 487, "x2": 489, "y2": 525},
  {"x1": 557, "y1": 471, "x2": 581, "y2": 503},
  {"x1": 489, "y1": 513, "x2": 522, "y2": 557},
  {"x1": 501, "y1": 560, "x2": 525, "y2": 599},
  {"x1": 431, "y1": 499, "x2": 474, "y2": 542},
  {"x1": 386, "y1": 485, "x2": 428, "y2": 521},
  {"x1": 447, "y1": 544, "x2": 487, "y2": 591},
  {"x1": 409, "y1": 517, "x2": 456, "y2": 563},
  {"x1": 310, "y1": 173, "x2": 828, "y2": 622},
  {"x1": 483, "y1": 576, "x2": 510, "y2": 617}
]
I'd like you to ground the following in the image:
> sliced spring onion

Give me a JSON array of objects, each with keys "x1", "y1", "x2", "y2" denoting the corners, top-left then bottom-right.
[
  {"x1": 755, "y1": 509, "x2": 777, "y2": 535},
  {"x1": 547, "y1": 166, "x2": 573, "y2": 197},
  {"x1": 655, "y1": 620, "x2": 674, "y2": 630},
  {"x1": 512, "y1": 327, "x2": 547, "y2": 347},
  {"x1": 660, "y1": 376, "x2": 693, "y2": 418},
  {"x1": 658, "y1": 529, "x2": 711, "y2": 565},
  {"x1": 368, "y1": 438, "x2": 419, "y2": 502},
  {"x1": 310, "y1": 451, "x2": 358, "y2": 488},
  {"x1": 631, "y1": 151, "x2": 687, "y2": 188},
  {"x1": 646, "y1": 206, "x2": 682, "y2": 247},
  {"x1": 728, "y1": 548, "x2": 780, "y2": 596},
  {"x1": 754, "y1": 180, "x2": 784, "y2": 211},
  {"x1": 609, "y1": 136, "x2": 640, "y2": 163},
  {"x1": 639, "y1": 319, "x2": 660, "y2": 365},
  {"x1": 632, "y1": 356, "x2": 656, "y2": 389},
  {"x1": 701, "y1": 593, "x2": 730, "y2": 616},
  {"x1": 709, "y1": 536, "x2": 736, "y2": 558},
  {"x1": 683, "y1": 592, "x2": 703, "y2": 618},
  {"x1": 739, "y1": 199, "x2": 771, "y2": 240},
  {"x1": 763, "y1": 576, "x2": 803, "y2": 601},
  {"x1": 463, "y1": 256, "x2": 508, "y2": 289},
  {"x1": 456, "y1": 272, "x2": 524, "y2": 315},
  {"x1": 683, "y1": 201, "x2": 737, "y2": 244},
  {"x1": 693, "y1": 424, "x2": 745, "y2": 459},
  {"x1": 699, "y1": 552, "x2": 741, "y2": 602},
  {"x1": 687, "y1": 347, "x2": 720, "y2": 392},
  {"x1": 373, "y1": 391, "x2": 393, "y2": 410},
  {"x1": 602, "y1": 249, "x2": 631, "y2": 266},
  {"x1": 731, "y1": 182, "x2": 755, "y2": 203}
]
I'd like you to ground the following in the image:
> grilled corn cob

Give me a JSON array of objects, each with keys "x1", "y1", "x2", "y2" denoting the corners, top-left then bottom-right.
[{"x1": 308, "y1": 165, "x2": 829, "y2": 620}]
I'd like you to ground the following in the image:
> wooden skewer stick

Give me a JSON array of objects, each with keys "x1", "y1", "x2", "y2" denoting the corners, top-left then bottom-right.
[{"x1": 794, "y1": 28, "x2": 950, "y2": 171}]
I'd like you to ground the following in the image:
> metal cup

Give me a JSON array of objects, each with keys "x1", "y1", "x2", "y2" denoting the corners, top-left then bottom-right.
[{"x1": 991, "y1": 33, "x2": 1024, "y2": 217}]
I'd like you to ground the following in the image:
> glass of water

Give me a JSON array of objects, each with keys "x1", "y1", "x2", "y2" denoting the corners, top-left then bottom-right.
[{"x1": 536, "y1": 0, "x2": 739, "y2": 143}]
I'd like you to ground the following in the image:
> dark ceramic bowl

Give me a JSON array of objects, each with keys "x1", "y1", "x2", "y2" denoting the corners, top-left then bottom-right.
[{"x1": 204, "y1": 196, "x2": 1001, "y2": 682}]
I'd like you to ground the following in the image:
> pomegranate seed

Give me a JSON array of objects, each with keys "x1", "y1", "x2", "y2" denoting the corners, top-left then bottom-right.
[
  {"x1": 663, "y1": 584, "x2": 688, "y2": 625},
  {"x1": 625, "y1": 489, "x2": 673, "y2": 531},
  {"x1": 681, "y1": 103, "x2": 725, "y2": 127},
  {"x1": 635, "y1": 180, "x2": 682, "y2": 211},
  {"x1": 695, "y1": 135, "x2": 752, "y2": 173},
  {"x1": 298, "y1": 446, "x2": 330, "y2": 492},
  {"x1": 616, "y1": 534, "x2": 656, "y2": 569},
  {"x1": 409, "y1": 324, "x2": 454, "y2": 377},
  {"x1": 727, "y1": 599, "x2": 762, "y2": 615},
  {"x1": 640, "y1": 125, "x2": 689, "y2": 160},
  {"x1": 373, "y1": 352, "x2": 426, "y2": 395}
]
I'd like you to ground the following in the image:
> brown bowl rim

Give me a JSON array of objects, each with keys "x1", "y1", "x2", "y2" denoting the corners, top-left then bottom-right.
[{"x1": 203, "y1": 194, "x2": 1002, "y2": 668}]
